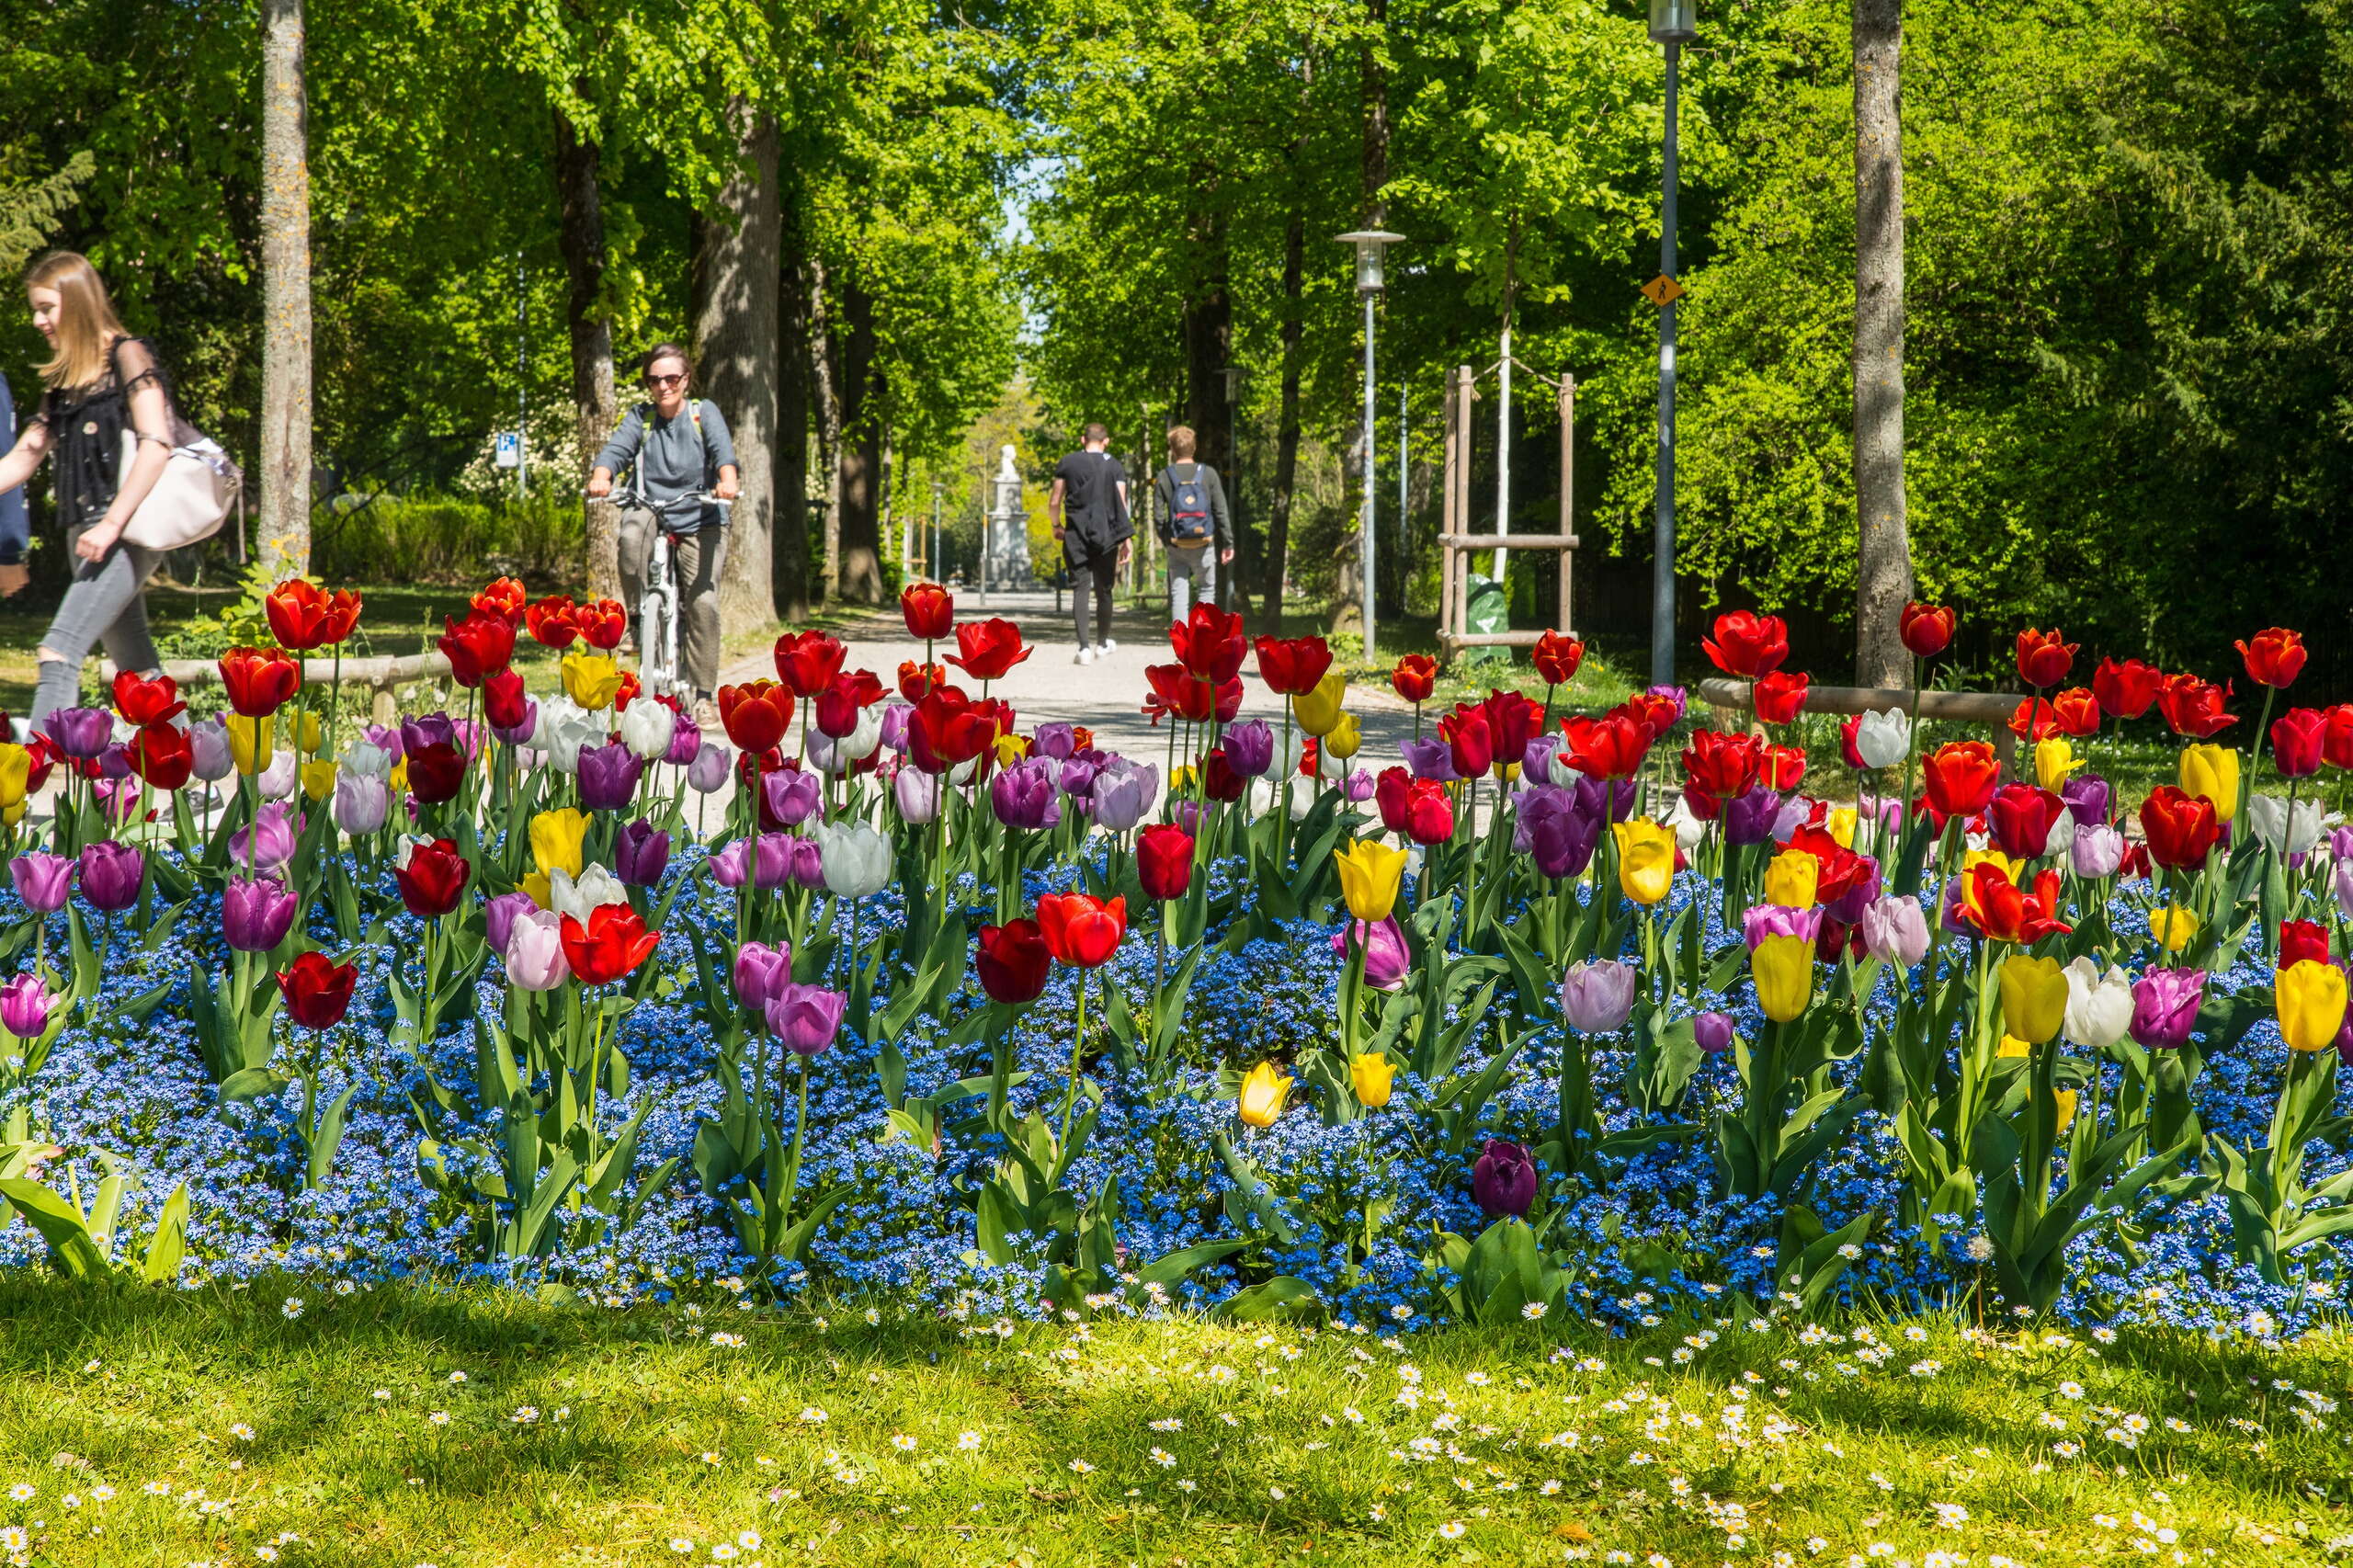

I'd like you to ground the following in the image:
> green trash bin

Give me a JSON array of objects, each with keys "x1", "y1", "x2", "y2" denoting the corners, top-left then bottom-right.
[{"x1": 1461, "y1": 573, "x2": 1510, "y2": 668}]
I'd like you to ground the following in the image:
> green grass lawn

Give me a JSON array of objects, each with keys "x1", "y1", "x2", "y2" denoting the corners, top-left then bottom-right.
[{"x1": 0, "y1": 1277, "x2": 2343, "y2": 1565}]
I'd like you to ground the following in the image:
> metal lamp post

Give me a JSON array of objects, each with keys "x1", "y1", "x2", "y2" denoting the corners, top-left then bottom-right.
[
  {"x1": 1337, "y1": 229, "x2": 1404, "y2": 661},
  {"x1": 929, "y1": 477, "x2": 942, "y2": 582},
  {"x1": 1650, "y1": 0, "x2": 1695, "y2": 687}
]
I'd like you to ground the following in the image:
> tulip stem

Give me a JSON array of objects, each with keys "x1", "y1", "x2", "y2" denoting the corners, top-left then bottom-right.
[{"x1": 1058, "y1": 968, "x2": 1088, "y2": 1150}]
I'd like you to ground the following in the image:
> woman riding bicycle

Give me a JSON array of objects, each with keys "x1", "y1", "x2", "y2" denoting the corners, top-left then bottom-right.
[{"x1": 585, "y1": 343, "x2": 739, "y2": 719}]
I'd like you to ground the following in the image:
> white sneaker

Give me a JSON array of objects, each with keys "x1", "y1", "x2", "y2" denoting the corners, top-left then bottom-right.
[
  {"x1": 1075, "y1": 646, "x2": 1095, "y2": 665},
  {"x1": 1097, "y1": 639, "x2": 1118, "y2": 655}
]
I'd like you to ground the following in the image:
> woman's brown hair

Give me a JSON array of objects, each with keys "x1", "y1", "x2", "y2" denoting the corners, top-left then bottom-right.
[
  {"x1": 24, "y1": 251, "x2": 127, "y2": 390},
  {"x1": 641, "y1": 342, "x2": 693, "y2": 381}
]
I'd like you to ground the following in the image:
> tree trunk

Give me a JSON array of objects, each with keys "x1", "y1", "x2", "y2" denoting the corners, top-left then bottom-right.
[
  {"x1": 1182, "y1": 210, "x2": 1233, "y2": 483},
  {"x1": 689, "y1": 101, "x2": 779, "y2": 633},
  {"x1": 1853, "y1": 0, "x2": 1912, "y2": 687},
  {"x1": 258, "y1": 0, "x2": 312, "y2": 577},
  {"x1": 555, "y1": 105, "x2": 620, "y2": 602},
  {"x1": 1360, "y1": 0, "x2": 1389, "y2": 223},
  {"x1": 809, "y1": 257, "x2": 842, "y2": 604},
  {"x1": 1265, "y1": 208, "x2": 1306, "y2": 628},
  {"x1": 835, "y1": 281, "x2": 885, "y2": 604},
  {"x1": 774, "y1": 225, "x2": 812, "y2": 622}
]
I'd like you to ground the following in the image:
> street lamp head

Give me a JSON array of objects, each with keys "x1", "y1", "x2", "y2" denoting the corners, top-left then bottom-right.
[
  {"x1": 1648, "y1": 0, "x2": 1696, "y2": 41},
  {"x1": 1336, "y1": 230, "x2": 1405, "y2": 293}
]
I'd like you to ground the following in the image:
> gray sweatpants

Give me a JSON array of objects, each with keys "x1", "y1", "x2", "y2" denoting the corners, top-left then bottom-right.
[
  {"x1": 1167, "y1": 546, "x2": 1215, "y2": 622},
  {"x1": 28, "y1": 522, "x2": 163, "y2": 740},
  {"x1": 618, "y1": 510, "x2": 727, "y2": 697}
]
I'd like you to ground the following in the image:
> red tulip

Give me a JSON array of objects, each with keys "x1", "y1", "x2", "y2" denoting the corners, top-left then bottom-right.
[
  {"x1": 438, "y1": 611, "x2": 515, "y2": 688},
  {"x1": 219, "y1": 646, "x2": 301, "y2": 719},
  {"x1": 2280, "y1": 919, "x2": 2331, "y2": 969},
  {"x1": 128, "y1": 722, "x2": 191, "y2": 790},
  {"x1": 1922, "y1": 741, "x2": 2000, "y2": 819},
  {"x1": 907, "y1": 687, "x2": 999, "y2": 772},
  {"x1": 2154, "y1": 673, "x2": 2238, "y2": 739},
  {"x1": 774, "y1": 630, "x2": 847, "y2": 697},
  {"x1": 561, "y1": 903, "x2": 661, "y2": 986},
  {"x1": 1170, "y1": 604, "x2": 1248, "y2": 683},
  {"x1": 277, "y1": 949, "x2": 359, "y2": 1030},
  {"x1": 2014, "y1": 628, "x2": 2077, "y2": 689},
  {"x1": 472, "y1": 576, "x2": 527, "y2": 624},
  {"x1": 265, "y1": 579, "x2": 340, "y2": 652},
  {"x1": 1752, "y1": 670, "x2": 1810, "y2": 725},
  {"x1": 2140, "y1": 786, "x2": 2220, "y2": 869},
  {"x1": 2237, "y1": 627, "x2": 2306, "y2": 690},
  {"x1": 1898, "y1": 602, "x2": 1954, "y2": 658},
  {"x1": 1559, "y1": 712, "x2": 1652, "y2": 781},
  {"x1": 2273, "y1": 707, "x2": 2329, "y2": 779},
  {"x1": 901, "y1": 582, "x2": 954, "y2": 641},
  {"x1": 1682, "y1": 729, "x2": 1761, "y2": 802},
  {"x1": 1624, "y1": 691, "x2": 1683, "y2": 738},
  {"x1": 1390, "y1": 653, "x2": 1437, "y2": 705},
  {"x1": 814, "y1": 670, "x2": 885, "y2": 739},
  {"x1": 1758, "y1": 743, "x2": 1807, "y2": 792},
  {"x1": 942, "y1": 619, "x2": 1029, "y2": 683},
  {"x1": 718, "y1": 682, "x2": 794, "y2": 755},
  {"x1": 2093, "y1": 657, "x2": 2164, "y2": 720},
  {"x1": 1532, "y1": 631, "x2": 1585, "y2": 687},
  {"x1": 526, "y1": 595, "x2": 581, "y2": 649},
  {"x1": 1987, "y1": 783, "x2": 2066, "y2": 859},
  {"x1": 976, "y1": 919, "x2": 1051, "y2": 1005},
  {"x1": 1481, "y1": 689, "x2": 1541, "y2": 772},
  {"x1": 2050, "y1": 687, "x2": 2099, "y2": 737},
  {"x1": 483, "y1": 668, "x2": 530, "y2": 733},
  {"x1": 111, "y1": 669, "x2": 184, "y2": 726},
  {"x1": 1038, "y1": 892, "x2": 1126, "y2": 967},
  {"x1": 575, "y1": 598, "x2": 628, "y2": 651},
  {"x1": 1702, "y1": 610, "x2": 1789, "y2": 677},
  {"x1": 1439, "y1": 705, "x2": 1493, "y2": 779},
  {"x1": 1254, "y1": 635, "x2": 1334, "y2": 697},
  {"x1": 1838, "y1": 712, "x2": 1868, "y2": 770},
  {"x1": 1402, "y1": 778, "x2": 1455, "y2": 846},
  {"x1": 405, "y1": 741, "x2": 467, "y2": 805},
  {"x1": 2324, "y1": 706, "x2": 2353, "y2": 770},
  {"x1": 614, "y1": 673, "x2": 642, "y2": 712},
  {"x1": 1136, "y1": 824, "x2": 1195, "y2": 901},
  {"x1": 1960, "y1": 862, "x2": 2072, "y2": 944},
  {"x1": 395, "y1": 837, "x2": 469, "y2": 918},
  {"x1": 896, "y1": 660, "x2": 946, "y2": 702},
  {"x1": 1200, "y1": 748, "x2": 1248, "y2": 802}
]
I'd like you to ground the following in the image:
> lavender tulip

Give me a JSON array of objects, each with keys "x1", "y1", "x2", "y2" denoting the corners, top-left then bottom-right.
[
  {"x1": 616, "y1": 819, "x2": 672, "y2": 887},
  {"x1": 1562, "y1": 959, "x2": 1638, "y2": 1034},
  {"x1": 688, "y1": 742, "x2": 732, "y2": 794},
  {"x1": 9, "y1": 852, "x2": 71, "y2": 915},
  {"x1": 222, "y1": 875, "x2": 298, "y2": 952},
  {"x1": 748, "y1": 833, "x2": 793, "y2": 892},
  {"x1": 97, "y1": 741, "x2": 132, "y2": 781},
  {"x1": 2072, "y1": 823, "x2": 2124, "y2": 881},
  {"x1": 0, "y1": 974, "x2": 52, "y2": 1040},
  {"x1": 2060, "y1": 773, "x2": 2111, "y2": 831},
  {"x1": 1032, "y1": 722, "x2": 1078, "y2": 761},
  {"x1": 1330, "y1": 915, "x2": 1410, "y2": 991},
  {"x1": 483, "y1": 890, "x2": 536, "y2": 960},
  {"x1": 1401, "y1": 735, "x2": 1461, "y2": 783},
  {"x1": 230, "y1": 801, "x2": 301, "y2": 872},
  {"x1": 766, "y1": 983, "x2": 847, "y2": 1057},
  {"x1": 764, "y1": 767, "x2": 821, "y2": 827},
  {"x1": 991, "y1": 758, "x2": 1062, "y2": 831},
  {"x1": 1860, "y1": 894, "x2": 1930, "y2": 968},
  {"x1": 1224, "y1": 720, "x2": 1275, "y2": 778},
  {"x1": 878, "y1": 701, "x2": 913, "y2": 754},
  {"x1": 1057, "y1": 756, "x2": 1101, "y2": 797},
  {"x1": 1343, "y1": 767, "x2": 1375, "y2": 802},
  {"x1": 505, "y1": 909, "x2": 571, "y2": 992},
  {"x1": 1694, "y1": 1011, "x2": 1735, "y2": 1055},
  {"x1": 334, "y1": 772, "x2": 391, "y2": 837},
  {"x1": 733, "y1": 940, "x2": 792, "y2": 1013},
  {"x1": 364, "y1": 722, "x2": 404, "y2": 759},
  {"x1": 2332, "y1": 824, "x2": 2353, "y2": 862},
  {"x1": 189, "y1": 719, "x2": 235, "y2": 783},
  {"x1": 1770, "y1": 795, "x2": 1812, "y2": 845},
  {"x1": 1091, "y1": 760, "x2": 1159, "y2": 832},
  {"x1": 75, "y1": 841, "x2": 141, "y2": 913},
  {"x1": 790, "y1": 835, "x2": 827, "y2": 891},
  {"x1": 1472, "y1": 1140, "x2": 1537, "y2": 1218},
  {"x1": 2129, "y1": 968, "x2": 2205, "y2": 1049},
  {"x1": 1743, "y1": 903, "x2": 1824, "y2": 951},
  {"x1": 1723, "y1": 785, "x2": 1780, "y2": 847},
  {"x1": 41, "y1": 707, "x2": 111, "y2": 761},
  {"x1": 1170, "y1": 799, "x2": 1203, "y2": 834},
  {"x1": 893, "y1": 765, "x2": 940, "y2": 824},
  {"x1": 708, "y1": 838, "x2": 752, "y2": 889},
  {"x1": 577, "y1": 743, "x2": 644, "y2": 812},
  {"x1": 1521, "y1": 733, "x2": 1563, "y2": 786}
]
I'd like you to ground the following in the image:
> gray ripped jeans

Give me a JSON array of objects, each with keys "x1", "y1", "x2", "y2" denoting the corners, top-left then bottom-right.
[{"x1": 28, "y1": 522, "x2": 163, "y2": 741}]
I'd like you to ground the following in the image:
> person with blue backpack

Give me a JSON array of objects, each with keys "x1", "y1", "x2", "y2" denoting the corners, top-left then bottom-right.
[{"x1": 1152, "y1": 425, "x2": 1233, "y2": 624}]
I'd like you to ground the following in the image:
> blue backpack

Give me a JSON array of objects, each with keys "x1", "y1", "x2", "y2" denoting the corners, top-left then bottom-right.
[{"x1": 1168, "y1": 463, "x2": 1213, "y2": 546}]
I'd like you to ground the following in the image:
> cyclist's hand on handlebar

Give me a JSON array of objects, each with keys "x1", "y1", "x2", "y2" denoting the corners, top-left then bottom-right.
[{"x1": 585, "y1": 473, "x2": 612, "y2": 499}]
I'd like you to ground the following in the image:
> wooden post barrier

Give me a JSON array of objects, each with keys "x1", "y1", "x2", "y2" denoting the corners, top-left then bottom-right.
[
  {"x1": 1438, "y1": 367, "x2": 1578, "y2": 662},
  {"x1": 1695, "y1": 676, "x2": 2025, "y2": 775},
  {"x1": 107, "y1": 653, "x2": 455, "y2": 729}
]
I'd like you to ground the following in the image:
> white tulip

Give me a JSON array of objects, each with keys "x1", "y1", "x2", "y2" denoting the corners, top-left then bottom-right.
[
  {"x1": 548, "y1": 864, "x2": 627, "y2": 922},
  {"x1": 536, "y1": 697, "x2": 603, "y2": 775},
  {"x1": 1855, "y1": 708, "x2": 1910, "y2": 770},
  {"x1": 814, "y1": 819, "x2": 892, "y2": 898},
  {"x1": 340, "y1": 740, "x2": 394, "y2": 780},
  {"x1": 2247, "y1": 793, "x2": 2325, "y2": 857},
  {"x1": 2062, "y1": 956, "x2": 2133, "y2": 1050},
  {"x1": 256, "y1": 749, "x2": 300, "y2": 801},
  {"x1": 2041, "y1": 804, "x2": 2078, "y2": 861},
  {"x1": 619, "y1": 697, "x2": 673, "y2": 761}
]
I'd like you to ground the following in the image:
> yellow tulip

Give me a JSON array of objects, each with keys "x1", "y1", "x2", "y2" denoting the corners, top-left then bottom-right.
[
  {"x1": 1999, "y1": 953, "x2": 2069, "y2": 1046},
  {"x1": 1322, "y1": 711, "x2": 1363, "y2": 760},
  {"x1": 2051, "y1": 1087, "x2": 2078, "y2": 1133},
  {"x1": 300, "y1": 759, "x2": 338, "y2": 801},
  {"x1": 226, "y1": 713, "x2": 275, "y2": 776},
  {"x1": 1291, "y1": 671, "x2": 1347, "y2": 738},
  {"x1": 1763, "y1": 849, "x2": 1820, "y2": 910},
  {"x1": 291, "y1": 710, "x2": 324, "y2": 756},
  {"x1": 2033, "y1": 737, "x2": 2084, "y2": 792},
  {"x1": 1752, "y1": 934, "x2": 1815, "y2": 1023},
  {"x1": 1996, "y1": 1034, "x2": 2033, "y2": 1059},
  {"x1": 2151, "y1": 904, "x2": 2200, "y2": 953},
  {"x1": 2278, "y1": 959, "x2": 2348, "y2": 1052},
  {"x1": 993, "y1": 732, "x2": 1031, "y2": 766},
  {"x1": 1349, "y1": 1051, "x2": 1393, "y2": 1108},
  {"x1": 389, "y1": 757, "x2": 409, "y2": 796},
  {"x1": 1614, "y1": 819, "x2": 1676, "y2": 906},
  {"x1": 1335, "y1": 839, "x2": 1408, "y2": 923},
  {"x1": 562, "y1": 651, "x2": 624, "y2": 711},
  {"x1": 0, "y1": 744, "x2": 29, "y2": 809},
  {"x1": 2179, "y1": 744, "x2": 2240, "y2": 823},
  {"x1": 1169, "y1": 764, "x2": 1199, "y2": 793},
  {"x1": 521, "y1": 870, "x2": 553, "y2": 910},
  {"x1": 1, "y1": 801, "x2": 21, "y2": 827},
  {"x1": 1824, "y1": 806, "x2": 1857, "y2": 850},
  {"x1": 1237, "y1": 1061, "x2": 1294, "y2": 1127},
  {"x1": 529, "y1": 807, "x2": 590, "y2": 881}
]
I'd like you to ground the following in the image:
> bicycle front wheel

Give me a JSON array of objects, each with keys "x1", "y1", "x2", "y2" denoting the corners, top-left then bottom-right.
[{"x1": 637, "y1": 590, "x2": 676, "y2": 697}]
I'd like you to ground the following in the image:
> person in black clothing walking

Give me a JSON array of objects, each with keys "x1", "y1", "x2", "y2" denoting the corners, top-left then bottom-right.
[
  {"x1": 1152, "y1": 425, "x2": 1233, "y2": 623},
  {"x1": 1049, "y1": 422, "x2": 1132, "y2": 665}
]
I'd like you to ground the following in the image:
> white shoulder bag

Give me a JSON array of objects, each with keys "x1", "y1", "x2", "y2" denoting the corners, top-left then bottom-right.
[{"x1": 115, "y1": 429, "x2": 241, "y2": 551}]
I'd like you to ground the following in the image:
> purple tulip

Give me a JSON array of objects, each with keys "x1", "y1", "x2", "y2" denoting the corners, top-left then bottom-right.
[
  {"x1": 733, "y1": 939, "x2": 792, "y2": 1013},
  {"x1": 0, "y1": 974, "x2": 52, "y2": 1040},
  {"x1": 1224, "y1": 720, "x2": 1275, "y2": 778},
  {"x1": 222, "y1": 875, "x2": 298, "y2": 952},
  {"x1": 788, "y1": 835, "x2": 827, "y2": 891},
  {"x1": 1472, "y1": 1140, "x2": 1537, "y2": 1218},
  {"x1": 766, "y1": 982, "x2": 847, "y2": 1056},
  {"x1": 1771, "y1": 795, "x2": 1813, "y2": 845},
  {"x1": 483, "y1": 890, "x2": 536, "y2": 959},
  {"x1": 364, "y1": 722, "x2": 404, "y2": 760},
  {"x1": 2072, "y1": 823, "x2": 2124, "y2": 881},
  {"x1": 1694, "y1": 1011, "x2": 1735, "y2": 1055},
  {"x1": 1743, "y1": 903, "x2": 1824, "y2": 951},
  {"x1": 1057, "y1": 756, "x2": 1101, "y2": 798},
  {"x1": 893, "y1": 765, "x2": 940, "y2": 824},
  {"x1": 991, "y1": 758, "x2": 1063, "y2": 831},
  {"x1": 1723, "y1": 785, "x2": 1781, "y2": 848},
  {"x1": 2129, "y1": 968, "x2": 2206, "y2": 1050},
  {"x1": 1091, "y1": 759, "x2": 1159, "y2": 832},
  {"x1": 189, "y1": 720, "x2": 235, "y2": 783},
  {"x1": 400, "y1": 713, "x2": 457, "y2": 757},
  {"x1": 1821, "y1": 857, "x2": 1883, "y2": 927},
  {"x1": 708, "y1": 838, "x2": 752, "y2": 889},
  {"x1": 664, "y1": 710, "x2": 702, "y2": 767},
  {"x1": 576, "y1": 742, "x2": 644, "y2": 812},
  {"x1": 10, "y1": 852, "x2": 72, "y2": 915},
  {"x1": 1577, "y1": 774, "x2": 1638, "y2": 825},
  {"x1": 97, "y1": 740, "x2": 132, "y2": 781},
  {"x1": 1562, "y1": 959, "x2": 1637, "y2": 1034},
  {"x1": 616, "y1": 819, "x2": 671, "y2": 887},
  {"x1": 1331, "y1": 915, "x2": 1410, "y2": 991},
  {"x1": 2060, "y1": 773, "x2": 2111, "y2": 831},
  {"x1": 2332, "y1": 825, "x2": 2353, "y2": 863},
  {"x1": 688, "y1": 742, "x2": 732, "y2": 794},
  {"x1": 1345, "y1": 767, "x2": 1376, "y2": 803},
  {"x1": 1938, "y1": 875, "x2": 1973, "y2": 936},
  {"x1": 491, "y1": 698, "x2": 540, "y2": 747},
  {"x1": 764, "y1": 767, "x2": 821, "y2": 827},
  {"x1": 1859, "y1": 895, "x2": 1929, "y2": 968},
  {"x1": 1170, "y1": 798, "x2": 1202, "y2": 834},
  {"x1": 230, "y1": 801, "x2": 301, "y2": 872},
  {"x1": 1517, "y1": 785, "x2": 1604, "y2": 879},
  {"x1": 878, "y1": 702, "x2": 913, "y2": 754},
  {"x1": 753, "y1": 833, "x2": 794, "y2": 892},
  {"x1": 1645, "y1": 684, "x2": 1689, "y2": 725},
  {"x1": 75, "y1": 841, "x2": 141, "y2": 913},
  {"x1": 1033, "y1": 722, "x2": 1078, "y2": 762},
  {"x1": 1401, "y1": 735, "x2": 1461, "y2": 783},
  {"x1": 40, "y1": 707, "x2": 111, "y2": 761},
  {"x1": 94, "y1": 777, "x2": 141, "y2": 825}
]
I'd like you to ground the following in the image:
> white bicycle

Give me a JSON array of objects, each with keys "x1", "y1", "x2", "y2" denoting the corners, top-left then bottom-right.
[{"x1": 592, "y1": 482, "x2": 725, "y2": 700}]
